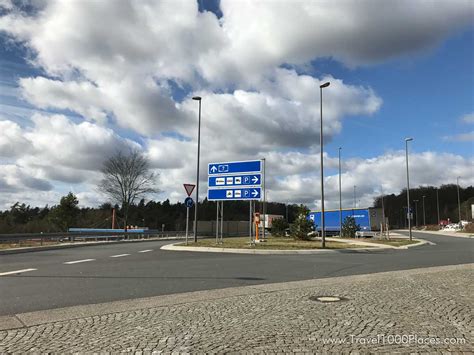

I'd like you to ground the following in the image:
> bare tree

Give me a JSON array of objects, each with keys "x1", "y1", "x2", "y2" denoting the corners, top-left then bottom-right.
[{"x1": 99, "y1": 150, "x2": 157, "y2": 228}]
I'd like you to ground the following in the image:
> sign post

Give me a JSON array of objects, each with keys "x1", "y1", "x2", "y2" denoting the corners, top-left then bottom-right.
[
  {"x1": 208, "y1": 160, "x2": 264, "y2": 245},
  {"x1": 183, "y1": 184, "x2": 196, "y2": 245}
]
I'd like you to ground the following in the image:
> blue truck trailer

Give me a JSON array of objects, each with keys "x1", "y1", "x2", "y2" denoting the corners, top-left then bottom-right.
[{"x1": 308, "y1": 207, "x2": 383, "y2": 234}]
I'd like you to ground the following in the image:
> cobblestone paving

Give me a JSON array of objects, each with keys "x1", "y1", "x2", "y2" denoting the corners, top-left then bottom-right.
[{"x1": 0, "y1": 266, "x2": 472, "y2": 353}]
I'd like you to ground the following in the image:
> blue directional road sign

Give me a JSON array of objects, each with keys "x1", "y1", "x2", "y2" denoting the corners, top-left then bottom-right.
[
  {"x1": 208, "y1": 188, "x2": 261, "y2": 201},
  {"x1": 184, "y1": 197, "x2": 194, "y2": 208},
  {"x1": 208, "y1": 173, "x2": 261, "y2": 188},
  {"x1": 208, "y1": 160, "x2": 261, "y2": 175}
]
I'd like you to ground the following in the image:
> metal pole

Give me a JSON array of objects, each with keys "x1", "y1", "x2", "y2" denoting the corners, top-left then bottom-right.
[
  {"x1": 436, "y1": 188, "x2": 440, "y2": 225},
  {"x1": 249, "y1": 201, "x2": 252, "y2": 243},
  {"x1": 220, "y1": 201, "x2": 224, "y2": 243},
  {"x1": 262, "y1": 158, "x2": 266, "y2": 240},
  {"x1": 216, "y1": 201, "x2": 219, "y2": 244},
  {"x1": 405, "y1": 138, "x2": 413, "y2": 241},
  {"x1": 381, "y1": 186, "x2": 385, "y2": 237},
  {"x1": 319, "y1": 82, "x2": 329, "y2": 248},
  {"x1": 457, "y1": 176, "x2": 462, "y2": 223},
  {"x1": 338, "y1": 147, "x2": 342, "y2": 236},
  {"x1": 414, "y1": 200, "x2": 419, "y2": 227},
  {"x1": 193, "y1": 97, "x2": 202, "y2": 243},
  {"x1": 353, "y1": 185, "x2": 356, "y2": 209},
  {"x1": 422, "y1": 195, "x2": 426, "y2": 226},
  {"x1": 185, "y1": 207, "x2": 189, "y2": 245}
]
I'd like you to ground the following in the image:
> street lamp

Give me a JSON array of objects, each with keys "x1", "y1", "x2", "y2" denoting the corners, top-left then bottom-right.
[
  {"x1": 413, "y1": 199, "x2": 419, "y2": 227},
  {"x1": 192, "y1": 96, "x2": 202, "y2": 243},
  {"x1": 436, "y1": 187, "x2": 440, "y2": 225},
  {"x1": 405, "y1": 137, "x2": 413, "y2": 241},
  {"x1": 353, "y1": 185, "x2": 357, "y2": 208},
  {"x1": 457, "y1": 176, "x2": 462, "y2": 223},
  {"x1": 338, "y1": 147, "x2": 342, "y2": 236},
  {"x1": 319, "y1": 81, "x2": 330, "y2": 248},
  {"x1": 422, "y1": 195, "x2": 426, "y2": 226}
]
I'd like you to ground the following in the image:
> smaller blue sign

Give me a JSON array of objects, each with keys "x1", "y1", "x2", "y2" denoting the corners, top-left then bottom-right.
[
  {"x1": 208, "y1": 188, "x2": 261, "y2": 201},
  {"x1": 208, "y1": 160, "x2": 261, "y2": 175},
  {"x1": 208, "y1": 174, "x2": 261, "y2": 188},
  {"x1": 184, "y1": 197, "x2": 194, "y2": 208}
]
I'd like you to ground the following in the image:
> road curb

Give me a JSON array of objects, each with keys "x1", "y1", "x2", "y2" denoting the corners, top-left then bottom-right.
[
  {"x1": 160, "y1": 237, "x2": 429, "y2": 254},
  {"x1": 1, "y1": 263, "x2": 471, "y2": 331},
  {"x1": 161, "y1": 243, "x2": 389, "y2": 254},
  {"x1": 396, "y1": 229, "x2": 474, "y2": 239}
]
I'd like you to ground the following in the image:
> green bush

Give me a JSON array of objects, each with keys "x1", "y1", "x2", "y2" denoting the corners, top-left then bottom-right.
[
  {"x1": 341, "y1": 216, "x2": 360, "y2": 238},
  {"x1": 271, "y1": 217, "x2": 289, "y2": 237},
  {"x1": 290, "y1": 205, "x2": 314, "y2": 240}
]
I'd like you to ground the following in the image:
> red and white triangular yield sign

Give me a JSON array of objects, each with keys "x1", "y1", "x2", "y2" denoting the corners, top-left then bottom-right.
[{"x1": 183, "y1": 183, "x2": 196, "y2": 197}]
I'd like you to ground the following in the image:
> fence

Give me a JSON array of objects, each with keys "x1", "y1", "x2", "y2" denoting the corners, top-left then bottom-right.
[
  {"x1": 0, "y1": 230, "x2": 187, "y2": 246},
  {"x1": 0, "y1": 221, "x2": 253, "y2": 246}
]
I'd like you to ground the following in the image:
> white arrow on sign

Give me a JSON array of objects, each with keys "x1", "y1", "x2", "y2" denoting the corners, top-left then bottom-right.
[
  {"x1": 252, "y1": 189, "x2": 259, "y2": 197},
  {"x1": 210, "y1": 165, "x2": 217, "y2": 173},
  {"x1": 252, "y1": 176, "x2": 259, "y2": 184}
]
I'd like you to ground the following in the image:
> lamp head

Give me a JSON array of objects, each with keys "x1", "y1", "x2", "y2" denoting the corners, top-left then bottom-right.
[
  {"x1": 405, "y1": 137, "x2": 413, "y2": 142},
  {"x1": 320, "y1": 82, "x2": 330, "y2": 88},
  {"x1": 192, "y1": 96, "x2": 202, "y2": 101}
]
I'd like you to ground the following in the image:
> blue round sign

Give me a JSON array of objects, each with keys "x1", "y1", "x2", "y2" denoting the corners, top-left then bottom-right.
[{"x1": 185, "y1": 197, "x2": 194, "y2": 208}]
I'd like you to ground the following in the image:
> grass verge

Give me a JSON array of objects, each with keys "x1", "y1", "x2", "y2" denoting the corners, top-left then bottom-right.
[{"x1": 184, "y1": 237, "x2": 363, "y2": 250}]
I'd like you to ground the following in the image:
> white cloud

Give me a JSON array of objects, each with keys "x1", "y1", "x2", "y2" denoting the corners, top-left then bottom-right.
[
  {"x1": 0, "y1": 120, "x2": 32, "y2": 157},
  {"x1": 460, "y1": 113, "x2": 474, "y2": 124},
  {"x1": 442, "y1": 131, "x2": 474, "y2": 142}
]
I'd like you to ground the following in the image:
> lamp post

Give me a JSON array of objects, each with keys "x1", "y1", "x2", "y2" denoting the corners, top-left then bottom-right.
[
  {"x1": 192, "y1": 96, "x2": 202, "y2": 243},
  {"x1": 422, "y1": 195, "x2": 426, "y2": 226},
  {"x1": 353, "y1": 185, "x2": 357, "y2": 208},
  {"x1": 338, "y1": 147, "x2": 342, "y2": 236},
  {"x1": 381, "y1": 186, "x2": 385, "y2": 234},
  {"x1": 405, "y1": 137, "x2": 413, "y2": 241},
  {"x1": 413, "y1": 199, "x2": 419, "y2": 227},
  {"x1": 319, "y1": 81, "x2": 330, "y2": 248},
  {"x1": 436, "y1": 187, "x2": 440, "y2": 225},
  {"x1": 457, "y1": 176, "x2": 462, "y2": 223}
]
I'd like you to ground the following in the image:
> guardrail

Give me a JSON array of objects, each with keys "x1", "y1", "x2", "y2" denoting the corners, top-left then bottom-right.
[{"x1": 0, "y1": 230, "x2": 188, "y2": 246}]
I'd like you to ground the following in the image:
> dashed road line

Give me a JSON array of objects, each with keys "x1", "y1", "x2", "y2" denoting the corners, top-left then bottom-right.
[
  {"x1": 64, "y1": 259, "x2": 95, "y2": 265},
  {"x1": 110, "y1": 254, "x2": 130, "y2": 258},
  {"x1": 138, "y1": 250, "x2": 153, "y2": 253},
  {"x1": 0, "y1": 268, "x2": 37, "y2": 276}
]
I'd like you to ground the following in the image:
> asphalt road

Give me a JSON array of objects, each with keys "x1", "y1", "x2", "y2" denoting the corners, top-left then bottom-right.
[{"x1": 0, "y1": 231, "x2": 472, "y2": 316}]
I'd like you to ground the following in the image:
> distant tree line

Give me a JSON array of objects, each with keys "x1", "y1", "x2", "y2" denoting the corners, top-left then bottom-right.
[
  {"x1": 373, "y1": 184, "x2": 473, "y2": 228},
  {"x1": 0, "y1": 195, "x2": 300, "y2": 233},
  {"x1": 1, "y1": 184, "x2": 471, "y2": 234}
]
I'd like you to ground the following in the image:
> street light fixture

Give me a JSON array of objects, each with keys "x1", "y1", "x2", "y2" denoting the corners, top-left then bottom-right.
[
  {"x1": 319, "y1": 81, "x2": 330, "y2": 248},
  {"x1": 405, "y1": 137, "x2": 413, "y2": 241},
  {"x1": 192, "y1": 96, "x2": 202, "y2": 243}
]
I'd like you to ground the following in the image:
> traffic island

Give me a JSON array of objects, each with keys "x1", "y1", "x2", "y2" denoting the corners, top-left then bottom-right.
[{"x1": 161, "y1": 236, "x2": 429, "y2": 254}]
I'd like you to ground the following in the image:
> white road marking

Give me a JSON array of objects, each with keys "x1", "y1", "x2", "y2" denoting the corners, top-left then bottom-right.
[
  {"x1": 0, "y1": 268, "x2": 37, "y2": 276},
  {"x1": 64, "y1": 259, "x2": 95, "y2": 264},
  {"x1": 110, "y1": 254, "x2": 130, "y2": 258},
  {"x1": 138, "y1": 249, "x2": 153, "y2": 253}
]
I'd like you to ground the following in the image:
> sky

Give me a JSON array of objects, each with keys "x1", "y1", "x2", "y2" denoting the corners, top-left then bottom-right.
[{"x1": 0, "y1": 0, "x2": 473, "y2": 211}]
